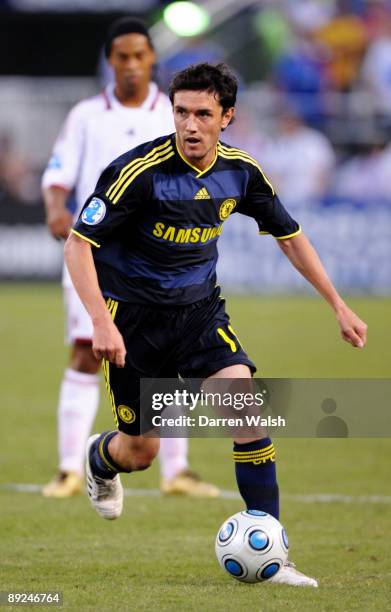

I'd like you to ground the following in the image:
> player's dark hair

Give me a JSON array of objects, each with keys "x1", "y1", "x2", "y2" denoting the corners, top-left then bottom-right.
[
  {"x1": 104, "y1": 17, "x2": 154, "y2": 58},
  {"x1": 168, "y1": 63, "x2": 238, "y2": 113}
]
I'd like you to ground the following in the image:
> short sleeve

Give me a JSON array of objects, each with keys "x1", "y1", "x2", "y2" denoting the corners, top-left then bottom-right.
[
  {"x1": 41, "y1": 104, "x2": 85, "y2": 191},
  {"x1": 71, "y1": 154, "x2": 148, "y2": 248},
  {"x1": 237, "y1": 164, "x2": 301, "y2": 240}
]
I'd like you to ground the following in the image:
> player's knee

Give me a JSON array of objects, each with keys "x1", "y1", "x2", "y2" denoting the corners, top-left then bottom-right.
[{"x1": 70, "y1": 342, "x2": 100, "y2": 374}]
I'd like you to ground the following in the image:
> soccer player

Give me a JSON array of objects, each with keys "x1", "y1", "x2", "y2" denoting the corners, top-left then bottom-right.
[
  {"x1": 41, "y1": 18, "x2": 218, "y2": 499},
  {"x1": 64, "y1": 63, "x2": 367, "y2": 587}
]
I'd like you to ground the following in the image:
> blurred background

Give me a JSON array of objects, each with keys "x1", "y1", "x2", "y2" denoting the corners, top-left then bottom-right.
[
  {"x1": 1, "y1": 6, "x2": 390, "y2": 606},
  {"x1": 1, "y1": 0, "x2": 390, "y2": 294}
]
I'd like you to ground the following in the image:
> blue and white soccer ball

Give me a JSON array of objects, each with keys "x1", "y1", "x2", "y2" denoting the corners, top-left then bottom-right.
[{"x1": 215, "y1": 510, "x2": 289, "y2": 583}]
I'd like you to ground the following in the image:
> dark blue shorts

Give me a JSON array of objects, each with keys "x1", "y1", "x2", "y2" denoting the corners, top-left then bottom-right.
[{"x1": 103, "y1": 288, "x2": 256, "y2": 435}]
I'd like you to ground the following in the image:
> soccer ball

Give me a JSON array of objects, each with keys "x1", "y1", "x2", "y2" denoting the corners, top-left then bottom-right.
[{"x1": 215, "y1": 510, "x2": 289, "y2": 583}]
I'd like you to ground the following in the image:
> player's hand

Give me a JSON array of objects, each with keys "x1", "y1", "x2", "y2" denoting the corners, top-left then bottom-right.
[
  {"x1": 92, "y1": 319, "x2": 127, "y2": 367},
  {"x1": 336, "y1": 304, "x2": 367, "y2": 348},
  {"x1": 46, "y1": 207, "x2": 73, "y2": 240}
]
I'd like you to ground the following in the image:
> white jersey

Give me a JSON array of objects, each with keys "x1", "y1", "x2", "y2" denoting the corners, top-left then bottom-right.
[
  {"x1": 42, "y1": 82, "x2": 174, "y2": 218},
  {"x1": 42, "y1": 82, "x2": 175, "y2": 293}
]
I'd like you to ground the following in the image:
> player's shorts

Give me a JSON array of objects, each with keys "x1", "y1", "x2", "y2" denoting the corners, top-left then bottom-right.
[
  {"x1": 64, "y1": 283, "x2": 93, "y2": 344},
  {"x1": 103, "y1": 287, "x2": 256, "y2": 436}
]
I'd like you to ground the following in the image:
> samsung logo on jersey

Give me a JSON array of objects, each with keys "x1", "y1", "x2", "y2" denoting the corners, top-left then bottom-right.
[
  {"x1": 81, "y1": 198, "x2": 106, "y2": 225},
  {"x1": 152, "y1": 223, "x2": 223, "y2": 244}
]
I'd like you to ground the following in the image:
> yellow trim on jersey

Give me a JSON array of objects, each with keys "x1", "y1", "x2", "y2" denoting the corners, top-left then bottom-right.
[
  {"x1": 106, "y1": 144, "x2": 174, "y2": 203},
  {"x1": 275, "y1": 227, "x2": 302, "y2": 240},
  {"x1": 111, "y1": 149, "x2": 175, "y2": 204},
  {"x1": 259, "y1": 227, "x2": 302, "y2": 239},
  {"x1": 217, "y1": 327, "x2": 237, "y2": 353},
  {"x1": 175, "y1": 136, "x2": 218, "y2": 177},
  {"x1": 228, "y1": 324, "x2": 242, "y2": 348},
  {"x1": 111, "y1": 301, "x2": 119, "y2": 320},
  {"x1": 102, "y1": 359, "x2": 119, "y2": 429},
  {"x1": 102, "y1": 298, "x2": 120, "y2": 427},
  {"x1": 106, "y1": 297, "x2": 119, "y2": 320},
  {"x1": 70, "y1": 229, "x2": 101, "y2": 248},
  {"x1": 218, "y1": 142, "x2": 266, "y2": 164},
  {"x1": 105, "y1": 139, "x2": 172, "y2": 200},
  {"x1": 217, "y1": 143, "x2": 275, "y2": 194}
]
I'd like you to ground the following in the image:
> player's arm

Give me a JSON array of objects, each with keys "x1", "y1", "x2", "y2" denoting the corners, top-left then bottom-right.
[
  {"x1": 277, "y1": 231, "x2": 367, "y2": 348},
  {"x1": 64, "y1": 232, "x2": 126, "y2": 367},
  {"x1": 42, "y1": 185, "x2": 73, "y2": 240},
  {"x1": 42, "y1": 103, "x2": 86, "y2": 239},
  {"x1": 64, "y1": 150, "x2": 149, "y2": 365},
  {"x1": 239, "y1": 162, "x2": 367, "y2": 348}
]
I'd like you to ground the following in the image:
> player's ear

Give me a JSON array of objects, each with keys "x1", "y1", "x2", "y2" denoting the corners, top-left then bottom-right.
[
  {"x1": 148, "y1": 45, "x2": 156, "y2": 66},
  {"x1": 221, "y1": 107, "x2": 235, "y2": 130}
]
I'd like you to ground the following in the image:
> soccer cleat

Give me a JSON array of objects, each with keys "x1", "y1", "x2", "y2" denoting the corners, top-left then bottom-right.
[
  {"x1": 42, "y1": 471, "x2": 83, "y2": 498},
  {"x1": 161, "y1": 469, "x2": 220, "y2": 498},
  {"x1": 268, "y1": 560, "x2": 318, "y2": 587},
  {"x1": 85, "y1": 434, "x2": 123, "y2": 520}
]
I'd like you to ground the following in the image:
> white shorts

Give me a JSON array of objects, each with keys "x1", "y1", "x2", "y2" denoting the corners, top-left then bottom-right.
[{"x1": 64, "y1": 283, "x2": 93, "y2": 345}]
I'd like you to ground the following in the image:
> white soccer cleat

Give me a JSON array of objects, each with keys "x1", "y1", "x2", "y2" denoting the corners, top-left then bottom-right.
[
  {"x1": 268, "y1": 560, "x2": 318, "y2": 587},
  {"x1": 85, "y1": 434, "x2": 123, "y2": 520}
]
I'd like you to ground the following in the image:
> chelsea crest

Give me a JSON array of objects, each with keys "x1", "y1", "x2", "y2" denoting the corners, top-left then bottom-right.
[{"x1": 219, "y1": 198, "x2": 237, "y2": 220}]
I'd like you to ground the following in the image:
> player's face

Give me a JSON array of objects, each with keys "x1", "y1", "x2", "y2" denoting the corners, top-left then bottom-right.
[
  {"x1": 109, "y1": 33, "x2": 155, "y2": 96},
  {"x1": 173, "y1": 90, "x2": 235, "y2": 170}
]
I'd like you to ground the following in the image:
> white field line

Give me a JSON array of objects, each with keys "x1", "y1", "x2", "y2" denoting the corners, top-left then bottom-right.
[{"x1": 1, "y1": 483, "x2": 391, "y2": 504}]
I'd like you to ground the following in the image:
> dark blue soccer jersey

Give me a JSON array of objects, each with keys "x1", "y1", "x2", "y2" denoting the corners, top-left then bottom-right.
[{"x1": 72, "y1": 133, "x2": 301, "y2": 305}]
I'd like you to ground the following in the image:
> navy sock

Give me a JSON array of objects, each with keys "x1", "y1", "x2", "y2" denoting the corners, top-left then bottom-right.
[
  {"x1": 233, "y1": 437, "x2": 279, "y2": 519},
  {"x1": 89, "y1": 431, "x2": 126, "y2": 479}
]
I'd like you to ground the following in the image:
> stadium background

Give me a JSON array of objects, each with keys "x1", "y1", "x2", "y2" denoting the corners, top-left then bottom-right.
[{"x1": 1, "y1": 1, "x2": 390, "y2": 610}]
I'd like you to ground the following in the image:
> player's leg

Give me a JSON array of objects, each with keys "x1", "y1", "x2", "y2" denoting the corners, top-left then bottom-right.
[
  {"x1": 159, "y1": 437, "x2": 188, "y2": 488},
  {"x1": 85, "y1": 431, "x2": 159, "y2": 520},
  {"x1": 178, "y1": 292, "x2": 272, "y2": 506},
  {"x1": 42, "y1": 287, "x2": 100, "y2": 498},
  {"x1": 206, "y1": 364, "x2": 280, "y2": 519},
  {"x1": 158, "y1": 380, "x2": 220, "y2": 499},
  {"x1": 179, "y1": 291, "x2": 317, "y2": 586},
  {"x1": 157, "y1": 363, "x2": 219, "y2": 498},
  {"x1": 159, "y1": 436, "x2": 219, "y2": 497},
  {"x1": 90, "y1": 431, "x2": 160, "y2": 474},
  {"x1": 85, "y1": 300, "x2": 164, "y2": 519}
]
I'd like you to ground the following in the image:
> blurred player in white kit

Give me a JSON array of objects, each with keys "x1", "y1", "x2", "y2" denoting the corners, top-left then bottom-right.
[{"x1": 41, "y1": 17, "x2": 218, "y2": 499}]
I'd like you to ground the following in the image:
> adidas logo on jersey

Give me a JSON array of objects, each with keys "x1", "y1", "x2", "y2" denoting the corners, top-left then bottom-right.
[{"x1": 194, "y1": 187, "x2": 210, "y2": 200}]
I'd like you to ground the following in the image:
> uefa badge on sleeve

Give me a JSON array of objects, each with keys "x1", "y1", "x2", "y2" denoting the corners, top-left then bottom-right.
[{"x1": 81, "y1": 197, "x2": 106, "y2": 225}]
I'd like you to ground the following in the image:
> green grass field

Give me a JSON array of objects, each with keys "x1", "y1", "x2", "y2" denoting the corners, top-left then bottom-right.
[{"x1": 1, "y1": 284, "x2": 390, "y2": 611}]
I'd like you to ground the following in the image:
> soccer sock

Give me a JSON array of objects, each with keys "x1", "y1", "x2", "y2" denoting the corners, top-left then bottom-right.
[
  {"x1": 58, "y1": 368, "x2": 100, "y2": 475},
  {"x1": 159, "y1": 437, "x2": 189, "y2": 480},
  {"x1": 89, "y1": 431, "x2": 125, "y2": 479},
  {"x1": 233, "y1": 438, "x2": 279, "y2": 519}
]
